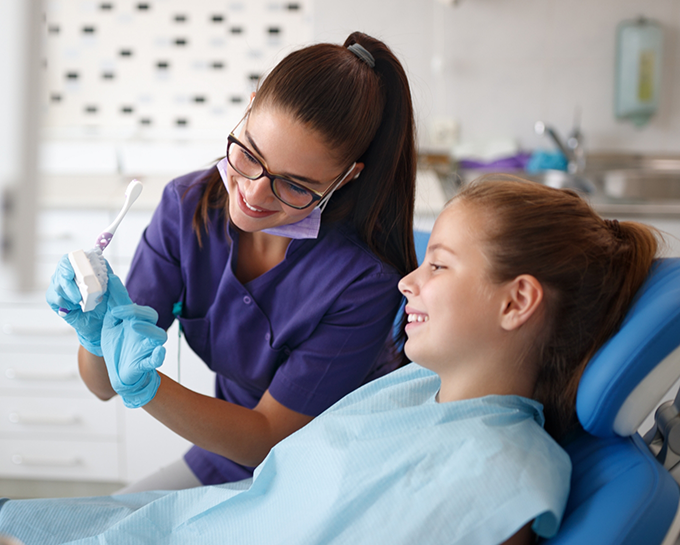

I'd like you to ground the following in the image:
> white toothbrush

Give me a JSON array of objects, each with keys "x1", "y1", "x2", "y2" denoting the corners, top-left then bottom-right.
[{"x1": 59, "y1": 180, "x2": 144, "y2": 315}]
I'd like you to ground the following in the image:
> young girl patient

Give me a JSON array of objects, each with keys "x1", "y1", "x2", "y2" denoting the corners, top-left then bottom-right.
[{"x1": 0, "y1": 177, "x2": 660, "y2": 545}]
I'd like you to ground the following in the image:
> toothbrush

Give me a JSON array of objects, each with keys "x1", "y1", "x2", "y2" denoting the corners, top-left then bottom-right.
[{"x1": 58, "y1": 180, "x2": 144, "y2": 315}]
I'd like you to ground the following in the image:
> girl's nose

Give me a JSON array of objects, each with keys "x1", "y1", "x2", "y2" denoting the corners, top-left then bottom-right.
[{"x1": 398, "y1": 270, "x2": 418, "y2": 296}]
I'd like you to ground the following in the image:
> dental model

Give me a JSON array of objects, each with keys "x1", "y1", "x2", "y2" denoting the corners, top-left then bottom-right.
[{"x1": 59, "y1": 180, "x2": 143, "y2": 315}]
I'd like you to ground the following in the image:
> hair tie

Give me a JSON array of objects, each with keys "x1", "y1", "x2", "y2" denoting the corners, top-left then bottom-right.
[
  {"x1": 347, "y1": 43, "x2": 375, "y2": 68},
  {"x1": 605, "y1": 218, "x2": 623, "y2": 238}
]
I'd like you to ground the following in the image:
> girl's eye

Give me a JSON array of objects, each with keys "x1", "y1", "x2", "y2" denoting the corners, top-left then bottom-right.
[{"x1": 429, "y1": 262, "x2": 444, "y2": 271}]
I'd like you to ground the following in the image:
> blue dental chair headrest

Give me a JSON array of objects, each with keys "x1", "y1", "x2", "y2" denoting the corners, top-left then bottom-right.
[
  {"x1": 577, "y1": 258, "x2": 680, "y2": 437},
  {"x1": 548, "y1": 258, "x2": 680, "y2": 545}
]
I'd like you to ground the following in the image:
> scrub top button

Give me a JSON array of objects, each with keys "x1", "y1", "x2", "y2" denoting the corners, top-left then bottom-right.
[
  {"x1": 243, "y1": 295, "x2": 252, "y2": 304},
  {"x1": 265, "y1": 333, "x2": 271, "y2": 341}
]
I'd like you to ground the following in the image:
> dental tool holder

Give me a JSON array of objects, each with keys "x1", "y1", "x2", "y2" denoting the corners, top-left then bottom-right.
[{"x1": 645, "y1": 387, "x2": 680, "y2": 483}]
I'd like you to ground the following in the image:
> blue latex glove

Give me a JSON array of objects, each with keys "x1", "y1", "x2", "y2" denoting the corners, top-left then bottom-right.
[
  {"x1": 101, "y1": 274, "x2": 167, "y2": 408},
  {"x1": 45, "y1": 254, "x2": 110, "y2": 356}
]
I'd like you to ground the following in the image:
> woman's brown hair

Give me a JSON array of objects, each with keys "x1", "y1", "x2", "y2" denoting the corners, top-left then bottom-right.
[{"x1": 454, "y1": 175, "x2": 660, "y2": 439}]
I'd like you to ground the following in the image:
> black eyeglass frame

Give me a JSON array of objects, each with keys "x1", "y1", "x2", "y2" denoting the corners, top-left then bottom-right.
[{"x1": 225, "y1": 133, "x2": 353, "y2": 210}]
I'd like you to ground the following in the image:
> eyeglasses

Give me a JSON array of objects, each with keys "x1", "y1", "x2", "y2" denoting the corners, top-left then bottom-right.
[{"x1": 226, "y1": 133, "x2": 355, "y2": 210}]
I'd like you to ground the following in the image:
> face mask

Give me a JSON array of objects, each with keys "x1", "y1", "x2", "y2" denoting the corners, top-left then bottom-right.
[{"x1": 217, "y1": 157, "x2": 325, "y2": 240}]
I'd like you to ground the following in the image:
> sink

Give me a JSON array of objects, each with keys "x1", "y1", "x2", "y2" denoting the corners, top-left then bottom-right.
[
  {"x1": 451, "y1": 154, "x2": 680, "y2": 208},
  {"x1": 524, "y1": 169, "x2": 596, "y2": 194},
  {"x1": 568, "y1": 154, "x2": 680, "y2": 204},
  {"x1": 598, "y1": 169, "x2": 680, "y2": 202}
]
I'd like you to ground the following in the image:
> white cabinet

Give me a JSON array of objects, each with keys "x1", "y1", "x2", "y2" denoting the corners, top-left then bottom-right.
[
  {"x1": 0, "y1": 205, "x2": 213, "y2": 490},
  {"x1": 0, "y1": 208, "x2": 123, "y2": 485}
]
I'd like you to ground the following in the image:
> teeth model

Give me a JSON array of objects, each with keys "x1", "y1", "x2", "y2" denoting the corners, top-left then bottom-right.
[{"x1": 59, "y1": 180, "x2": 143, "y2": 315}]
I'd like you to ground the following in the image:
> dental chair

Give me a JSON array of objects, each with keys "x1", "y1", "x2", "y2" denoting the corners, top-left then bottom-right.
[
  {"x1": 411, "y1": 231, "x2": 680, "y2": 544},
  {"x1": 545, "y1": 257, "x2": 680, "y2": 544}
]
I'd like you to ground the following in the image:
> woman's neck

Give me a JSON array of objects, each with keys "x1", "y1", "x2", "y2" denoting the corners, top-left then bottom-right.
[{"x1": 235, "y1": 230, "x2": 291, "y2": 284}]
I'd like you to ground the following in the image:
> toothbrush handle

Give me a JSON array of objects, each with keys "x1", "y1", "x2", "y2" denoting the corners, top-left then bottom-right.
[{"x1": 101, "y1": 180, "x2": 143, "y2": 241}]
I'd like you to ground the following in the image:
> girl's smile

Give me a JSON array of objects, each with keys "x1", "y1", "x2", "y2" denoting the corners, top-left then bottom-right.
[{"x1": 404, "y1": 307, "x2": 429, "y2": 330}]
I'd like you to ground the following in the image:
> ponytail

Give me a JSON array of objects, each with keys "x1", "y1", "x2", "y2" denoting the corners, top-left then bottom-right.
[
  {"x1": 326, "y1": 32, "x2": 417, "y2": 280},
  {"x1": 555, "y1": 218, "x2": 660, "y2": 436}
]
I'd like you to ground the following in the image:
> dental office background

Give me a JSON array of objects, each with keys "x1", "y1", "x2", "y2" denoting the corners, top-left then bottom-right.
[{"x1": 1, "y1": 0, "x2": 680, "y2": 499}]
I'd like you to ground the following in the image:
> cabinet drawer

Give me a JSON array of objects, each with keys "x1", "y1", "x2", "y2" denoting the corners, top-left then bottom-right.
[
  {"x1": 0, "y1": 306, "x2": 77, "y2": 347},
  {"x1": 0, "y1": 395, "x2": 118, "y2": 439},
  {"x1": 0, "y1": 438, "x2": 120, "y2": 481},
  {"x1": 37, "y1": 209, "x2": 111, "y2": 260},
  {"x1": 0, "y1": 351, "x2": 88, "y2": 395}
]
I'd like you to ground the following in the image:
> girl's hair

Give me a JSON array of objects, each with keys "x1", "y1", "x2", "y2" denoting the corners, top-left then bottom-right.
[
  {"x1": 192, "y1": 31, "x2": 417, "y2": 278},
  {"x1": 454, "y1": 175, "x2": 660, "y2": 439}
]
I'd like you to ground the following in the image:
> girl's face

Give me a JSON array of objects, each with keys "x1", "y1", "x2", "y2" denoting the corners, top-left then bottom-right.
[
  {"x1": 226, "y1": 107, "x2": 356, "y2": 233},
  {"x1": 398, "y1": 201, "x2": 509, "y2": 374}
]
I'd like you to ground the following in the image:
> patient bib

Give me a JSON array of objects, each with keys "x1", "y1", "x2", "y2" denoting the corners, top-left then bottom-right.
[{"x1": 0, "y1": 364, "x2": 571, "y2": 545}]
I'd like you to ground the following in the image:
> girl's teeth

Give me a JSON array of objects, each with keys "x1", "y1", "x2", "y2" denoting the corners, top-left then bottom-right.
[{"x1": 407, "y1": 314, "x2": 429, "y2": 323}]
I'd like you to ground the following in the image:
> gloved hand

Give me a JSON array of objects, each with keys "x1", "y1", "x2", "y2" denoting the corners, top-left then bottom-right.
[
  {"x1": 45, "y1": 254, "x2": 111, "y2": 356},
  {"x1": 101, "y1": 274, "x2": 167, "y2": 408}
]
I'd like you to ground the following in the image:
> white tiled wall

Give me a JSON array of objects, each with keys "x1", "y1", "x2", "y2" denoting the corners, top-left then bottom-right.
[{"x1": 41, "y1": 0, "x2": 313, "y2": 142}]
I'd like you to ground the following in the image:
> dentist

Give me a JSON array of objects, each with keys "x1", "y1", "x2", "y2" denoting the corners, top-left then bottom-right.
[{"x1": 47, "y1": 31, "x2": 418, "y2": 492}]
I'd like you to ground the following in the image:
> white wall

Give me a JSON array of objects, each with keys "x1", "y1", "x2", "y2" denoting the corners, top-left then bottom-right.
[
  {"x1": 315, "y1": 0, "x2": 680, "y2": 154},
  {"x1": 311, "y1": 0, "x2": 436, "y2": 150}
]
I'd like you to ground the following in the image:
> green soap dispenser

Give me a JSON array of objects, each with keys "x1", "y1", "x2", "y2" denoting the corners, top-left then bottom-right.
[{"x1": 614, "y1": 17, "x2": 663, "y2": 127}]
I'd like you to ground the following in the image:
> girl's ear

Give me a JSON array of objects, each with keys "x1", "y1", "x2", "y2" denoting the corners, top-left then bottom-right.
[{"x1": 500, "y1": 275, "x2": 543, "y2": 331}]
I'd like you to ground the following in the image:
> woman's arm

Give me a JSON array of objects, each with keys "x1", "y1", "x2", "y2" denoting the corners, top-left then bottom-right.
[
  {"x1": 82, "y1": 333, "x2": 312, "y2": 467},
  {"x1": 78, "y1": 345, "x2": 116, "y2": 400},
  {"x1": 143, "y1": 373, "x2": 314, "y2": 468}
]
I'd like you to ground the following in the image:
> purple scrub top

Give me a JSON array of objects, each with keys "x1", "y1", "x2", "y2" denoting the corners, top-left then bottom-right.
[{"x1": 125, "y1": 168, "x2": 404, "y2": 485}]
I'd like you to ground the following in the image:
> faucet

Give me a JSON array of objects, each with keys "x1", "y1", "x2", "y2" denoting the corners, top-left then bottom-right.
[{"x1": 534, "y1": 114, "x2": 586, "y2": 175}]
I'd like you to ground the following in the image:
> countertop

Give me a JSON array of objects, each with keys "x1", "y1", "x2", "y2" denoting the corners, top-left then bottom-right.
[
  {"x1": 39, "y1": 174, "x2": 171, "y2": 212},
  {"x1": 39, "y1": 169, "x2": 680, "y2": 219}
]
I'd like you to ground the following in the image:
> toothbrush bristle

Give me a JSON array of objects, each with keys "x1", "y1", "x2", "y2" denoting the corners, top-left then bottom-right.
[
  {"x1": 85, "y1": 247, "x2": 108, "y2": 292},
  {"x1": 95, "y1": 232, "x2": 114, "y2": 251}
]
